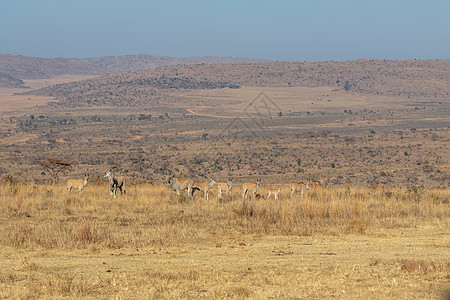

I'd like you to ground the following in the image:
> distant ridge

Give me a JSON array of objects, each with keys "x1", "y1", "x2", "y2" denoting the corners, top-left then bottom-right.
[
  {"x1": 0, "y1": 54, "x2": 106, "y2": 80},
  {"x1": 24, "y1": 60, "x2": 450, "y2": 107},
  {"x1": 0, "y1": 54, "x2": 272, "y2": 87},
  {"x1": 84, "y1": 54, "x2": 273, "y2": 73},
  {"x1": 0, "y1": 72, "x2": 28, "y2": 88}
]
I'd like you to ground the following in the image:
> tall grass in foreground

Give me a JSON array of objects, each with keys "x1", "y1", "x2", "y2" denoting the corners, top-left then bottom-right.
[{"x1": 0, "y1": 182, "x2": 448, "y2": 249}]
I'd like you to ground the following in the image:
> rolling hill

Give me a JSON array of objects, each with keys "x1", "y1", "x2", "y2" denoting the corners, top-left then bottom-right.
[
  {"x1": 23, "y1": 60, "x2": 450, "y2": 107},
  {"x1": 0, "y1": 54, "x2": 272, "y2": 88},
  {"x1": 0, "y1": 72, "x2": 28, "y2": 88}
]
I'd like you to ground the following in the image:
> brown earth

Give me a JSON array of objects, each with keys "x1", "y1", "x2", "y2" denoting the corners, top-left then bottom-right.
[{"x1": 0, "y1": 82, "x2": 448, "y2": 188}]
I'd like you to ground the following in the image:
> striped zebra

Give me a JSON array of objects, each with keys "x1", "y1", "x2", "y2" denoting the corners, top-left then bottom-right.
[{"x1": 104, "y1": 170, "x2": 126, "y2": 198}]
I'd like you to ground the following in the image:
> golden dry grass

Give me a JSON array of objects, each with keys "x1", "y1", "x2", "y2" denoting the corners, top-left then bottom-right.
[
  {"x1": 0, "y1": 182, "x2": 449, "y2": 299},
  {"x1": 0, "y1": 88, "x2": 53, "y2": 113},
  {"x1": 22, "y1": 75, "x2": 100, "y2": 90},
  {"x1": 184, "y1": 86, "x2": 413, "y2": 118}
]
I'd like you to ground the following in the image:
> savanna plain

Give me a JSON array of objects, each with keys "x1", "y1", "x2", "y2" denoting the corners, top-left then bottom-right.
[
  {"x1": 0, "y1": 183, "x2": 449, "y2": 299},
  {"x1": 0, "y1": 57, "x2": 449, "y2": 299}
]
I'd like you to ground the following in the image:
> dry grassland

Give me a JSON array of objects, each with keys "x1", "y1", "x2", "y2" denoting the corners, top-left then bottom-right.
[
  {"x1": 22, "y1": 76, "x2": 100, "y2": 90},
  {"x1": 0, "y1": 88, "x2": 53, "y2": 113},
  {"x1": 183, "y1": 86, "x2": 415, "y2": 118},
  {"x1": 0, "y1": 182, "x2": 448, "y2": 299}
]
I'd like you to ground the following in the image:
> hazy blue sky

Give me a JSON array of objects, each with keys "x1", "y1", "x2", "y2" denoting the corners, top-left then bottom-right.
[{"x1": 1, "y1": 0, "x2": 449, "y2": 61}]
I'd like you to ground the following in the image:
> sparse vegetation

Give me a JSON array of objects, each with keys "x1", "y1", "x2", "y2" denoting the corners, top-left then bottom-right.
[
  {"x1": 36, "y1": 158, "x2": 72, "y2": 185},
  {"x1": 0, "y1": 118, "x2": 446, "y2": 188},
  {"x1": 343, "y1": 80, "x2": 351, "y2": 91}
]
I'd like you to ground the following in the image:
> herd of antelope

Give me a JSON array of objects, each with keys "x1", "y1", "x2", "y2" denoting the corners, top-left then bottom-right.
[
  {"x1": 67, "y1": 170, "x2": 321, "y2": 200},
  {"x1": 167, "y1": 176, "x2": 315, "y2": 201}
]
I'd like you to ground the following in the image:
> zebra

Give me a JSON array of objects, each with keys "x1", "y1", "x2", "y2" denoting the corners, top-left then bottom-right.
[{"x1": 104, "y1": 170, "x2": 126, "y2": 198}]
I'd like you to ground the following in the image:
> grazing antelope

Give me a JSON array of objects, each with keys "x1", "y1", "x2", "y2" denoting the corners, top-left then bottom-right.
[
  {"x1": 218, "y1": 178, "x2": 233, "y2": 199},
  {"x1": 67, "y1": 174, "x2": 89, "y2": 193},
  {"x1": 242, "y1": 179, "x2": 262, "y2": 200},
  {"x1": 193, "y1": 179, "x2": 217, "y2": 200},
  {"x1": 167, "y1": 176, "x2": 195, "y2": 197},
  {"x1": 267, "y1": 187, "x2": 282, "y2": 200},
  {"x1": 290, "y1": 180, "x2": 310, "y2": 198},
  {"x1": 104, "y1": 170, "x2": 126, "y2": 198}
]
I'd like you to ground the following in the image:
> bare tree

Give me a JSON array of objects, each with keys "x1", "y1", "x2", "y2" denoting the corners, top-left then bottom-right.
[{"x1": 37, "y1": 158, "x2": 72, "y2": 185}]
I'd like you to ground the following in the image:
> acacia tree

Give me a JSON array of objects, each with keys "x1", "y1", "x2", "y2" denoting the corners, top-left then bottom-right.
[{"x1": 37, "y1": 158, "x2": 72, "y2": 185}]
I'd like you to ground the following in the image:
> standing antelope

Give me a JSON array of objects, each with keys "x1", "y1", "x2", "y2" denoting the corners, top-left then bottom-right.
[
  {"x1": 167, "y1": 176, "x2": 195, "y2": 197},
  {"x1": 290, "y1": 180, "x2": 310, "y2": 199},
  {"x1": 242, "y1": 179, "x2": 262, "y2": 200},
  {"x1": 104, "y1": 170, "x2": 126, "y2": 198},
  {"x1": 67, "y1": 174, "x2": 89, "y2": 193},
  {"x1": 267, "y1": 187, "x2": 282, "y2": 200},
  {"x1": 193, "y1": 179, "x2": 217, "y2": 200},
  {"x1": 218, "y1": 178, "x2": 233, "y2": 200}
]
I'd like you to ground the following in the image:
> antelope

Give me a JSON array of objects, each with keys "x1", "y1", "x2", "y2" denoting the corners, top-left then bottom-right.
[
  {"x1": 193, "y1": 179, "x2": 217, "y2": 200},
  {"x1": 167, "y1": 176, "x2": 195, "y2": 197},
  {"x1": 67, "y1": 174, "x2": 89, "y2": 193},
  {"x1": 218, "y1": 178, "x2": 233, "y2": 199},
  {"x1": 104, "y1": 170, "x2": 126, "y2": 198},
  {"x1": 242, "y1": 179, "x2": 262, "y2": 200},
  {"x1": 290, "y1": 180, "x2": 310, "y2": 198},
  {"x1": 267, "y1": 187, "x2": 282, "y2": 200}
]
